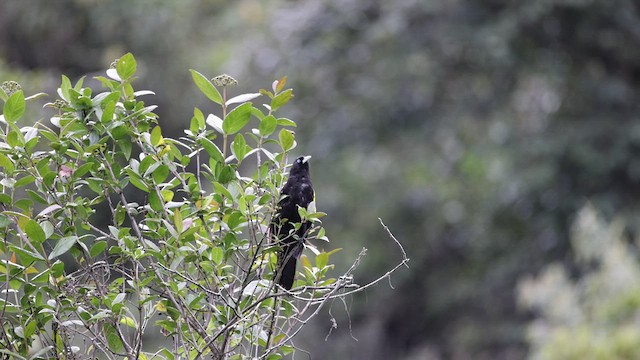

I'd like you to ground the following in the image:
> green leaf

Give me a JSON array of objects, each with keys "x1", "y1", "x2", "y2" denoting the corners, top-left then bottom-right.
[
  {"x1": 112, "y1": 292, "x2": 126, "y2": 306},
  {"x1": 190, "y1": 69, "x2": 222, "y2": 104},
  {"x1": 250, "y1": 106, "x2": 266, "y2": 120},
  {"x1": 94, "y1": 75, "x2": 119, "y2": 90},
  {"x1": 0, "y1": 194, "x2": 13, "y2": 206},
  {"x1": 0, "y1": 214, "x2": 10, "y2": 228},
  {"x1": 43, "y1": 172, "x2": 57, "y2": 188},
  {"x1": 138, "y1": 155, "x2": 155, "y2": 174},
  {"x1": 41, "y1": 221, "x2": 54, "y2": 239},
  {"x1": 218, "y1": 165, "x2": 235, "y2": 184},
  {"x1": 15, "y1": 175, "x2": 35, "y2": 188},
  {"x1": 259, "y1": 88, "x2": 274, "y2": 99},
  {"x1": 9, "y1": 244, "x2": 45, "y2": 262},
  {"x1": 271, "y1": 89, "x2": 293, "y2": 111},
  {"x1": 51, "y1": 261, "x2": 65, "y2": 277},
  {"x1": 199, "y1": 137, "x2": 225, "y2": 163},
  {"x1": 193, "y1": 107, "x2": 205, "y2": 126},
  {"x1": 14, "y1": 199, "x2": 32, "y2": 212},
  {"x1": 86, "y1": 178, "x2": 104, "y2": 194},
  {"x1": 25, "y1": 137, "x2": 39, "y2": 152},
  {"x1": 23, "y1": 219, "x2": 46, "y2": 244},
  {"x1": 259, "y1": 115, "x2": 277, "y2": 137},
  {"x1": 149, "y1": 191, "x2": 163, "y2": 212},
  {"x1": 6, "y1": 131, "x2": 19, "y2": 147},
  {"x1": 110, "y1": 124, "x2": 128, "y2": 139},
  {"x1": 213, "y1": 182, "x2": 233, "y2": 199},
  {"x1": 117, "y1": 53, "x2": 137, "y2": 80},
  {"x1": 161, "y1": 189, "x2": 174, "y2": 202},
  {"x1": 223, "y1": 102, "x2": 252, "y2": 135},
  {"x1": 89, "y1": 241, "x2": 107, "y2": 257},
  {"x1": 101, "y1": 99, "x2": 116, "y2": 123},
  {"x1": 120, "y1": 316, "x2": 137, "y2": 328},
  {"x1": 48, "y1": 236, "x2": 78, "y2": 260},
  {"x1": 94, "y1": 90, "x2": 120, "y2": 107},
  {"x1": 104, "y1": 323, "x2": 125, "y2": 353},
  {"x1": 0, "y1": 349, "x2": 27, "y2": 360},
  {"x1": 32, "y1": 268, "x2": 50, "y2": 283},
  {"x1": 60, "y1": 75, "x2": 72, "y2": 101},
  {"x1": 68, "y1": 88, "x2": 92, "y2": 109},
  {"x1": 190, "y1": 116, "x2": 200, "y2": 134},
  {"x1": 3, "y1": 90, "x2": 26, "y2": 123},
  {"x1": 316, "y1": 252, "x2": 329, "y2": 269},
  {"x1": 0, "y1": 154, "x2": 15, "y2": 174},
  {"x1": 231, "y1": 134, "x2": 247, "y2": 161},
  {"x1": 281, "y1": 345, "x2": 294, "y2": 356},
  {"x1": 226, "y1": 211, "x2": 244, "y2": 229},
  {"x1": 173, "y1": 208, "x2": 183, "y2": 233},
  {"x1": 39, "y1": 128, "x2": 59, "y2": 142},
  {"x1": 211, "y1": 247, "x2": 223, "y2": 265},
  {"x1": 277, "y1": 118, "x2": 297, "y2": 127},
  {"x1": 115, "y1": 204, "x2": 126, "y2": 226},
  {"x1": 150, "y1": 126, "x2": 163, "y2": 146},
  {"x1": 75, "y1": 162, "x2": 95, "y2": 177},
  {"x1": 118, "y1": 139, "x2": 132, "y2": 160},
  {"x1": 153, "y1": 164, "x2": 170, "y2": 184},
  {"x1": 27, "y1": 190, "x2": 47, "y2": 204},
  {"x1": 125, "y1": 169, "x2": 150, "y2": 192},
  {"x1": 278, "y1": 129, "x2": 295, "y2": 151},
  {"x1": 74, "y1": 75, "x2": 86, "y2": 91}
]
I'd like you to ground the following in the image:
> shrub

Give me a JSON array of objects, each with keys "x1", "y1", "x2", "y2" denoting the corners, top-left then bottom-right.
[{"x1": 0, "y1": 53, "x2": 407, "y2": 359}]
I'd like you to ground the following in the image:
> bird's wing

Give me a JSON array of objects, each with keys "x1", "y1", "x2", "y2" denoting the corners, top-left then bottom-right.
[{"x1": 300, "y1": 182, "x2": 314, "y2": 208}]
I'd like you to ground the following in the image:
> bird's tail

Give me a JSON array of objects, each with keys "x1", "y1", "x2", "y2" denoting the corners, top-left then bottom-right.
[
  {"x1": 277, "y1": 241, "x2": 304, "y2": 290},
  {"x1": 278, "y1": 256, "x2": 296, "y2": 290}
]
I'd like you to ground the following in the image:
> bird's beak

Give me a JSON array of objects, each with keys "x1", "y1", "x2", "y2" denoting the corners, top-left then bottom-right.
[{"x1": 302, "y1": 155, "x2": 312, "y2": 163}]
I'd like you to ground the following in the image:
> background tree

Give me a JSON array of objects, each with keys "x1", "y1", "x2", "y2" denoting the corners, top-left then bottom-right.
[{"x1": 519, "y1": 204, "x2": 640, "y2": 360}]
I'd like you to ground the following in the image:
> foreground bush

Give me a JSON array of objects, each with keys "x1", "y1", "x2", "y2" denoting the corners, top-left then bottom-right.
[{"x1": 0, "y1": 53, "x2": 407, "y2": 359}]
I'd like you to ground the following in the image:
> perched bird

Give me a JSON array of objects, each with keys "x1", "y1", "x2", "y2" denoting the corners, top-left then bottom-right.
[{"x1": 271, "y1": 155, "x2": 314, "y2": 290}]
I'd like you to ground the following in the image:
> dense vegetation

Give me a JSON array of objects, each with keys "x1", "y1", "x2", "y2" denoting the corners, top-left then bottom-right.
[{"x1": 0, "y1": 54, "x2": 405, "y2": 358}]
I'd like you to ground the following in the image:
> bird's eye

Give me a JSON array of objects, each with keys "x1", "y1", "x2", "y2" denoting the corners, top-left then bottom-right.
[{"x1": 296, "y1": 158, "x2": 302, "y2": 163}]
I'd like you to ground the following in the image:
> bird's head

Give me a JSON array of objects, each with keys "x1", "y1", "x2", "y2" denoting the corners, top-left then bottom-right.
[{"x1": 289, "y1": 155, "x2": 311, "y2": 176}]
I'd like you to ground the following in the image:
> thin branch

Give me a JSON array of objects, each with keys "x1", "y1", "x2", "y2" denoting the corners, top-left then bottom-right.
[{"x1": 378, "y1": 218, "x2": 409, "y2": 267}]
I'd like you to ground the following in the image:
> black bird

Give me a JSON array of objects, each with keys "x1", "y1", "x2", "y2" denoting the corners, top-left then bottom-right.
[{"x1": 271, "y1": 155, "x2": 314, "y2": 290}]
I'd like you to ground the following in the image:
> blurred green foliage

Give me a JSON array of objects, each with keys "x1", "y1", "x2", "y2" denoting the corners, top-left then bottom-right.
[
  {"x1": 519, "y1": 204, "x2": 640, "y2": 360},
  {"x1": 2, "y1": 0, "x2": 640, "y2": 358}
]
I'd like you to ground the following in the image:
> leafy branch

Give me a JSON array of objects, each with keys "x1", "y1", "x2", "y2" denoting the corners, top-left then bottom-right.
[{"x1": 0, "y1": 53, "x2": 407, "y2": 360}]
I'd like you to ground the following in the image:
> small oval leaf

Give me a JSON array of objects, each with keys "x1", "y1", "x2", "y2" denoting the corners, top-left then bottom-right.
[
  {"x1": 117, "y1": 53, "x2": 137, "y2": 80},
  {"x1": 24, "y1": 219, "x2": 46, "y2": 244},
  {"x1": 222, "y1": 103, "x2": 252, "y2": 135},
  {"x1": 3, "y1": 90, "x2": 26, "y2": 123},
  {"x1": 89, "y1": 241, "x2": 107, "y2": 257},
  {"x1": 48, "y1": 236, "x2": 78, "y2": 260},
  {"x1": 190, "y1": 70, "x2": 222, "y2": 104},
  {"x1": 259, "y1": 115, "x2": 277, "y2": 137},
  {"x1": 271, "y1": 89, "x2": 293, "y2": 111},
  {"x1": 278, "y1": 129, "x2": 295, "y2": 151}
]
